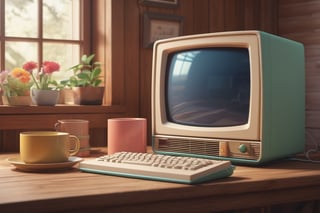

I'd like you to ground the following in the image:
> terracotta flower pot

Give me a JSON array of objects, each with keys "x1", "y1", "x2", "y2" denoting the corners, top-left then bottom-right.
[
  {"x1": 6, "y1": 96, "x2": 32, "y2": 106},
  {"x1": 60, "y1": 87, "x2": 104, "y2": 105},
  {"x1": 72, "y1": 87, "x2": 105, "y2": 105}
]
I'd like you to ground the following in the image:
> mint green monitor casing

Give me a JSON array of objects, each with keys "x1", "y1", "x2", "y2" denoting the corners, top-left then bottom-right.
[{"x1": 257, "y1": 31, "x2": 305, "y2": 164}]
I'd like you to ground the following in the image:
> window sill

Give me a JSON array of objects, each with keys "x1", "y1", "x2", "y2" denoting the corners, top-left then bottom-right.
[
  {"x1": 0, "y1": 105, "x2": 126, "y2": 130},
  {"x1": 0, "y1": 104, "x2": 125, "y2": 115}
]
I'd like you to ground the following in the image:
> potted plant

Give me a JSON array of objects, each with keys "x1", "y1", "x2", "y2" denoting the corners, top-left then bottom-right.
[
  {"x1": 61, "y1": 54, "x2": 105, "y2": 105},
  {"x1": 0, "y1": 68, "x2": 34, "y2": 106},
  {"x1": 24, "y1": 61, "x2": 62, "y2": 106}
]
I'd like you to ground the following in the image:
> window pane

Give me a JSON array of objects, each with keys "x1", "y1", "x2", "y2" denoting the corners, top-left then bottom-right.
[
  {"x1": 5, "y1": 41, "x2": 38, "y2": 70},
  {"x1": 5, "y1": 0, "x2": 38, "y2": 37},
  {"x1": 43, "y1": 0, "x2": 80, "y2": 40},
  {"x1": 43, "y1": 42, "x2": 80, "y2": 81}
]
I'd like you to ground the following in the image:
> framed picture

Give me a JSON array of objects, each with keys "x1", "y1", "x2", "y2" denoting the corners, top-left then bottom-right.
[
  {"x1": 140, "y1": 0, "x2": 178, "y2": 8},
  {"x1": 143, "y1": 12, "x2": 183, "y2": 48}
]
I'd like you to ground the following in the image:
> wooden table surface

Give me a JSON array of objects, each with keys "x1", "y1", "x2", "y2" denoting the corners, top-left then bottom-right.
[{"x1": 0, "y1": 148, "x2": 320, "y2": 213}]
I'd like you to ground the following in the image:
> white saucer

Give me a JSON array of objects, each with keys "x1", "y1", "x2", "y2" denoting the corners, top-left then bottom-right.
[{"x1": 7, "y1": 156, "x2": 83, "y2": 172}]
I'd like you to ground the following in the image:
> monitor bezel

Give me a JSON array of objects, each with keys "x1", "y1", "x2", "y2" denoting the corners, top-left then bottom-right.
[{"x1": 152, "y1": 31, "x2": 262, "y2": 141}]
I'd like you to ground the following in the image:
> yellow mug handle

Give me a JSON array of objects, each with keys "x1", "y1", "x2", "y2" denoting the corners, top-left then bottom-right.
[{"x1": 69, "y1": 135, "x2": 81, "y2": 156}]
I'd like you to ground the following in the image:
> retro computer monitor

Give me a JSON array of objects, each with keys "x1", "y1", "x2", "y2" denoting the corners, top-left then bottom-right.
[{"x1": 151, "y1": 30, "x2": 305, "y2": 165}]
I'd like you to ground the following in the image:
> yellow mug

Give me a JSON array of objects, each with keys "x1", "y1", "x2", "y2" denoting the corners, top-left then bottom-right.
[{"x1": 20, "y1": 131, "x2": 80, "y2": 164}]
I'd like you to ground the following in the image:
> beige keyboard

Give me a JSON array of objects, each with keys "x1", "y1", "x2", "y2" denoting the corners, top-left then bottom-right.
[{"x1": 79, "y1": 152, "x2": 234, "y2": 184}]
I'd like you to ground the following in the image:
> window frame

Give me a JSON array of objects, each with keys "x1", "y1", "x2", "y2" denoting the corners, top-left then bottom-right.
[
  {"x1": 0, "y1": 0, "x2": 111, "y2": 109},
  {"x1": 0, "y1": 0, "x2": 140, "y2": 151},
  {"x1": 0, "y1": 0, "x2": 91, "y2": 69}
]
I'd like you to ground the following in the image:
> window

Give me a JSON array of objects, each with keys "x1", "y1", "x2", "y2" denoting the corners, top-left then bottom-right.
[
  {"x1": 0, "y1": 0, "x2": 90, "y2": 82},
  {"x1": 0, "y1": 1, "x2": 132, "y2": 151}
]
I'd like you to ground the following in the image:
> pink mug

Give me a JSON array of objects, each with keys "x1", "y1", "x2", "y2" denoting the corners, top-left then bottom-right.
[
  {"x1": 55, "y1": 119, "x2": 89, "y2": 135},
  {"x1": 108, "y1": 118, "x2": 147, "y2": 155},
  {"x1": 55, "y1": 119, "x2": 90, "y2": 156}
]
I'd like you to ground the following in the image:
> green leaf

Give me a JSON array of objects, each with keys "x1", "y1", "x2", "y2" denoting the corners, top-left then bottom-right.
[
  {"x1": 81, "y1": 54, "x2": 88, "y2": 63},
  {"x1": 93, "y1": 79, "x2": 102, "y2": 87},
  {"x1": 86, "y1": 54, "x2": 95, "y2": 64},
  {"x1": 91, "y1": 68, "x2": 101, "y2": 78},
  {"x1": 77, "y1": 71, "x2": 90, "y2": 80}
]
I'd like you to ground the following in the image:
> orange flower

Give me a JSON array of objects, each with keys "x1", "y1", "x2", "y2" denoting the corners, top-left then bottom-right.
[
  {"x1": 2, "y1": 67, "x2": 34, "y2": 97},
  {"x1": 11, "y1": 68, "x2": 31, "y2": 83}
]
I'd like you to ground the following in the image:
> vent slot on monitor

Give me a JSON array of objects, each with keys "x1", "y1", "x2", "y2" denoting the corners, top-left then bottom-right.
[{"x1": 154, "y1": 135, "x2": 260, "y2": 160}]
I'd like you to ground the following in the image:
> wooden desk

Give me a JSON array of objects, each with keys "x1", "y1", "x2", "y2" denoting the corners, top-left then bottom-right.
[{"x1": 0, "y1": 149, "x2": 319, "y2": 213}]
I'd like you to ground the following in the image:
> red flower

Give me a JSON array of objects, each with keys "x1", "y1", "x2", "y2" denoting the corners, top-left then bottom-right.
[
  {"x1": 42, "y1": 61, "x2": 60, "y2": 74},
  {"x1": 22, "y1": 61, "x2": 38, "y2": 73}
]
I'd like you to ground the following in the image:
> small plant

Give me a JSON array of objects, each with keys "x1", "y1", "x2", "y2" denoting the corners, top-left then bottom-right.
[{"x1": 63, "y1": 54, "x2": 102, "y2": 87}]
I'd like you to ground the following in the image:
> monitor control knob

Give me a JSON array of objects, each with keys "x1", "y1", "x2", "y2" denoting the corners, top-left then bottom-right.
[{"x1": 239, "y1": 144, "x2": 247, "y2": 153}]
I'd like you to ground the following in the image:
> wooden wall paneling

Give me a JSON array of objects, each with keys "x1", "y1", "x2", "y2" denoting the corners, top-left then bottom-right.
[
  {"x1": 279, "y1": 16, "x2": 320, "y2": 35},
  {"x1": 0, "y1": 130, "x2": 20, "y2": 153},
  {"x1": 89, "y1": 128, "x2": 107, "y2": 148},
  {"x1": 92, "y1": 0, "x2": 110, "y2": 105},
  {"x1": 282, "y1": 34, "x2": 320, "y2": 47},
  {"x1": 224, "y1": 0, "x2": 244, "y2": 31},
  {"x1": 109, "y1": 0, "x2": 126, "y2": 106},
  {"x1": 107, "y1": 0, "x2": 127, "y2": 105},
  {"x1": 139, "y1": 29, "x2": 152, "y2": 145},
  {"x1": 306, "y1": 111, "x2": 320, "y2": 129},
  {"x1": 124, "y1": 0, "x2": 140, "y2": 117},
  {"x1": 304, "y1": 47, "x2": 320, "y2": 76},
  {"x1": 176, "y1": 0, "x2": 195, "y2": 36},
  {"x1": 138, "y1": 4, "x2": 151, "y2": 144},
  {"x1": 306, "y1": 75, "x2": 320, "y2": 94},
  {"x1": 304, "y1": 46, "x2": 320, "y2": 119},
  {"x1": 279, "y1": 0, "x2": 320, "y2": 18},
  {"x1": 244, "y1": 0, "x2": 261, "y2": 29},
  {"x1": 305, "y1": 47, "x2": 320, "y2": 115},
  {"x1": 258, "y1": 0, "x2": 278, "y2": 33},
  {"x1": 306, "y1": 128, "x2": 320, "y2": 151},
  {"x1": 209, "y1": 0, "x2": 226, "y2": 32},
  {"x1": 208, "y1": 0, "x2": 278, "y2": 33},
  {"x1": 0, "y1": 132, "x2": 2, "y2": 152},
  {"x1": 193, "y1": 0, "x2": 210, "y2": 34},
  {"x1": 306, "y1": 92, "x2": 320, "y2": 111},
  {"x1": 138, "y1": 45, "x2": 152, "y2": 123}
]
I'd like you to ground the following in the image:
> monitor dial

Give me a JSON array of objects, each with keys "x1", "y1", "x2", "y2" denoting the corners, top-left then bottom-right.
[{"x1": 239, "y1": 144, "x2": 248, "y2": 153}]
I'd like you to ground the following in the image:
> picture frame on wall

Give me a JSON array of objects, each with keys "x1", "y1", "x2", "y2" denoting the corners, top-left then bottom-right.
[
  {"x1": 143, "y1": 12, "x2": 183, "y2": 48},
  {"x1": 140, "y1": 0, "x2": 178, "y2": 8}
]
